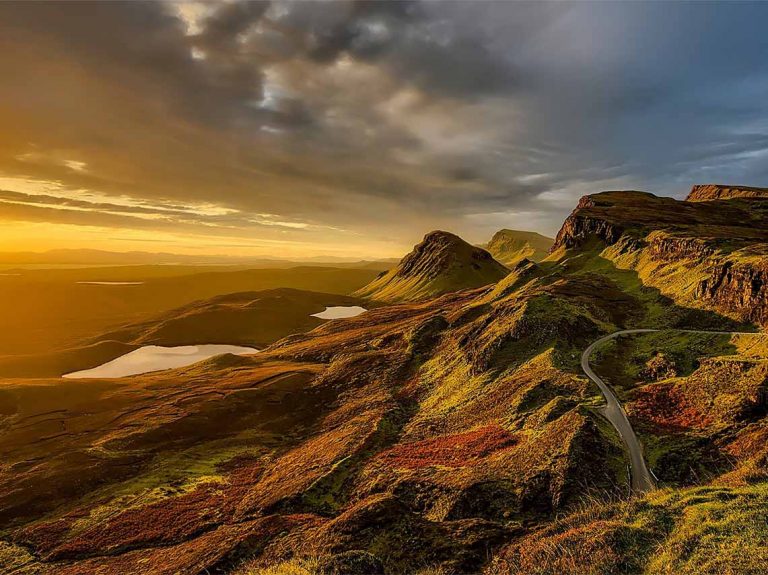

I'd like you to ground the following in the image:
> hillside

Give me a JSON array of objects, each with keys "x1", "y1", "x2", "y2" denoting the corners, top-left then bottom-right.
[
  {"x1": 354, "y1": 231, "x2": 509, "y2": 302},
  {"x1": 0, "y1": 266, "x2": 635, "y2": 574},
  {"x1": 551, "y1": 189, "x2": 768, "y2": 327},
  {"x1": 101, "y1": 288, "x2": 367, "y2": 348},
  {"x1": 0, "y1": 265, "x2": 380, "y2": 356},
  {"x1": 0, "y1": 288, "x2": 369, "y2": 378},
  {"x1": 1, "y1": 186, "x2": 767, "y2": 574},
  {"x1": 482, "y1": 229, "x2": 554, "y2": 265},
  {"x1": 494, "y1": 330, "x2": 768, "y2": 575}
]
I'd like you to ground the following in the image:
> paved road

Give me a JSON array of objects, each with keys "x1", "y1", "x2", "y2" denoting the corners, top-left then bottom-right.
[
  {"x1": 582, "y1": 329, "x2": 658, "y2": 493},
  {"x1": 581, "y1": 328, "x2": 763, "y2": 494}
]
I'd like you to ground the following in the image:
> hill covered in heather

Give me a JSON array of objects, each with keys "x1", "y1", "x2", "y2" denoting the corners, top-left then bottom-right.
[
  {"x1": 354, "y1": 231, "x2": 509, "y2": 303},
  {"x1": 2, "y1": 185, "x2": 767, "y2": 575}
]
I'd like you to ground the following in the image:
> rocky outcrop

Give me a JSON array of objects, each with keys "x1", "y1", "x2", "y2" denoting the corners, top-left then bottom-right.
[
  {"x1": 686, "y1": 184, "x2": 768, "y2": 202},
  {"x1": 398, "y1": 231, "x2": 502, "y2": 280},
  {"x1": 550, "y1": 190, "x2": 768, "y2": 327},
  {"x1": 640, "y1": 353, "x2": 678, "y2": 382},
  {"x1": 552, "y1": 213, "x2": 624, "y2": 250},
  {"x1": 646, "y1": 234, "x2": 715, "y2": 261},
  {"x1": 695, "y1": 260, "x2": 768, "y2": 327}
]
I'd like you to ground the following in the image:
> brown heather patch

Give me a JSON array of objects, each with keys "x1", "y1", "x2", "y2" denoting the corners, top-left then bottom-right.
[
  {"x1": 46, "y1": 484, "x2": 233, "y2": 560},
  {"x1": 259, "y1": 493, "x2": 512, "y2": 574},
  {"x1": 395, "y1": 374, "x2": 423, "y2": 402},
  {"x1": 375, "y1": 425, "x2": 518, "y2": 469},
  {"x1": 13, "y1": 508, "x2": 90, "y2": 557},
  {"x1": 491, "y1": 519, "x2": 638, "y2": 575},
  {"x1": 630, "y1": 383, "x2": 713, "y2": 432},
  {"x1": 50, "y1": 514, "x2": 320, "y2": 575},
  {"x1": 717, "y1": 425, "x2": 768, "y2": 485},
  {"x1": 235, "y1": 409, "x2": 385, "y2": 518},
  {"x1": 724, "y1": 425, "x2": 768, "y2": 460}
]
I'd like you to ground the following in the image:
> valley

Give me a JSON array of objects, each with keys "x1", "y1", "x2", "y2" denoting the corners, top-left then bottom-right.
[{"x1": 1, "y1": 185, "x2": 767, "y2": 575}]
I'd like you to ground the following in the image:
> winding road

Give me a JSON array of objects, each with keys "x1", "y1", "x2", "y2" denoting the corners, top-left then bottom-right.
[{"x1": 581, "y1": 328, "x2": 763, "y2": 494}]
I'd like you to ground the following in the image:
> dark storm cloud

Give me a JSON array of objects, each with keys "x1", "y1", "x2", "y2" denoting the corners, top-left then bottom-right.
[
  {"x1": 0, "y1": 0, "x2": 767, "y2": 252},
  {"x1": 0, "y1": 1, "x2": 252, "y2": 124},
  {"x1": 196, "y1": 0, "x2": 271, "y2": 50},
  {"x1": 276, "y1": 0, "x2": 515, "y2": 96}
]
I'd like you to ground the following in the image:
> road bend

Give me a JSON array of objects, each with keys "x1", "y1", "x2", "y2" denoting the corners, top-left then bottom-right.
[{"x1": 582, "y1": 328, "x2": 763, "y2": 494}]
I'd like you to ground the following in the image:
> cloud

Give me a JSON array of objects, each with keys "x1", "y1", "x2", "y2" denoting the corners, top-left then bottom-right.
[{"x1": 0, "y1": 0, "x2": 766, "y2": 254}]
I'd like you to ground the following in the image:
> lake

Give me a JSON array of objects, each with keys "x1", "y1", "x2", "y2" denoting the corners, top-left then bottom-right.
[
  {"x1": 311, "y1": 305, "x2": 367, "y2": 319},
  {"x1": 63, "y1": 344, "x2": 258, "y2": 379}
]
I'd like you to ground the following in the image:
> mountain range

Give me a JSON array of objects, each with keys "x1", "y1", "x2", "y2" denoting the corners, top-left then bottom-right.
[{"x1": 1, "y1": 184, "x2": 767, "y2": 575}]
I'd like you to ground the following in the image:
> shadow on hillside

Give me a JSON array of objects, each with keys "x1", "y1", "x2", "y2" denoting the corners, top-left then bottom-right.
[{"x1": 559, "y1": 249, "x2": 752, "y2": 332}]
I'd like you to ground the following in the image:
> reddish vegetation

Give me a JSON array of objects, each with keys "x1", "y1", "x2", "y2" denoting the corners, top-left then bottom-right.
[
  {"x1": 630, "y1": 384, "x2": 713, "y2": 432},
  {"x1": 51, "y1": 514, "x2": 319, "y2": 575},
  {"x1": 376, "y1": 425, "x2": 518, "y2": 469},
  {"x1": 725, "y1": 426, "x2": 768, "y2": 460},
  {"x1": 493, "y1": 519, "x2": 639, "y2": 575},
  {"x1": 13, "y1": 509, "x2": 87, "y2": 556},
  {"x1": 46, "y1": 485, "x2": 232, "y2": 560}
]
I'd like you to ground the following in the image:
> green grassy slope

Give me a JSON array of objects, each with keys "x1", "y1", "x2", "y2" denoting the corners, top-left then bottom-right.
[
  {"x1": 355, "y1": 231, "x2": 509, "y2": 302},
  {"x1": 482, "y1": 229, "x2": 554, "y2": 265},
  {"x1": 491, "y1": 482, "x2": 768, "y2": 575}
]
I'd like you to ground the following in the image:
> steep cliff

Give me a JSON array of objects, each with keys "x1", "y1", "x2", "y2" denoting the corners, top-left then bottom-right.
[
  {"x1": 551, "y1": 190, "x2": 768, "y2": 327},
  {"x1": 686, "y1": 184, "x2": 768, "y2": 202}
]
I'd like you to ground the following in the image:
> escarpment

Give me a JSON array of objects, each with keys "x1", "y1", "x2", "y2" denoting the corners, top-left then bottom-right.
[
  {"x1": 551, "y1": 190, "x2": 768, "y2": 327},
  {"x1": 552, "y1": 213, "x2": 625, "y2": 250},
  {"x1": 686, "y1": 184, "x2": 768, "y2": 202},
  {"x1": 696, "y1": 259, "x2": 768, "y2": 327}
]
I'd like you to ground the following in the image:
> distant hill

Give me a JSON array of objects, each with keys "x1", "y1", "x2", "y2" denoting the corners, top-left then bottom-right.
[
  {"x1": 101, "y1": 288, "x2": 367, "y2": 348},
  {"x1": 0, "y1": 288, "x2": 371, "y2": 378},
  {"x1": 481, "y1": 229, "x2": 553, "y2": 265},
  {"x1": 686, "y1": 184, "x2": 768, "y2": 202},
  {"x1": 0, "y1": 265, "x2": 380, "y2": 356},
  {"x1": 0, "y1": 248, "x2": 397, "y2": 269},
  {"x1": 354, "y1": 230, "x2": 509, "y2": 302}
]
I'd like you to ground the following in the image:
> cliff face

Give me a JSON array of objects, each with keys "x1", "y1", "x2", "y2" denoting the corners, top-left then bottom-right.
[
  {"x1": 553, "y1": 212, "x2": 624, "y2": 251},
  {"x1": 551, "y1": 190, "x2": 768, "y2": 327},
  {"x1": 686, "y1": 184, "x2": 768, "y2": 202},
  {"x1": 696, "y1": 259, "x2": 768, "y2": 327}
]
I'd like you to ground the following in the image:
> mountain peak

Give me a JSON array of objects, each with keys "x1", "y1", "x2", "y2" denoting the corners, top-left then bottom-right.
[
  {"x1": 483, "y1": 229, "x2": 553, "y2": 265},
  {"x1": 355, "y1": 231, "x2": 509, "y2": 302}
]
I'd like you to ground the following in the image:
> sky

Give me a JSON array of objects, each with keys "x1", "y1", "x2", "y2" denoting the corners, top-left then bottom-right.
[{"x1": 0, "y1": 0, "x2": 767, "y2": 259}]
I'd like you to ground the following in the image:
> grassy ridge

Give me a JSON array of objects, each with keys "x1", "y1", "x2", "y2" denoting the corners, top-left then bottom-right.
[{"x1": 491, "y1": 482, "x2": 768, "y2": 575}]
